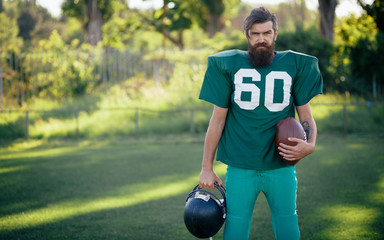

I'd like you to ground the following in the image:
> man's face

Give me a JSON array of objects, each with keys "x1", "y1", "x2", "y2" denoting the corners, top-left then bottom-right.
[
  {"x1": 247, "y1": 21, "x2": 278, "y2": 68},
  {"x1": 247, "y1": 21, "x2": 277, "y2": 49}
]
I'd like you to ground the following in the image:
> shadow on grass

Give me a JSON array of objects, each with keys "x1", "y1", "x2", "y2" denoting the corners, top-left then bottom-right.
[
  {"x1": 0, "y1": 135, "x2": 217, "y2": 240},
  {"x1": 0, "y1": 134, "x2": 383, "y2": 240},
  {"x1": 293, "y1": 135, "x2": 384, "y2": 240}
]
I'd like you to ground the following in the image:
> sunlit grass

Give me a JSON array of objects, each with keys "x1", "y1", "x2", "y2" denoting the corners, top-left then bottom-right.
[
  {"x1": 0, "y1": 175, "x2": 196, "y2": 231},
  {"x1": 318, "y1": 205, "x2": 379, "y2": 239},
  {"x1": 0, "y1": 162, "x2": 227, "y2": 232},
  {"x1": 368, "y1": 174, "x2": 384, "y2": 204},
  {"x1": 0, "y1": 144, "x2": 79, "y2": 160},
  {"x1": 31, "y1": 117, "x2": 78, "y2": 138},
  {"x1": 0, "y1": 166, "x2": 28, "y2": 174}
]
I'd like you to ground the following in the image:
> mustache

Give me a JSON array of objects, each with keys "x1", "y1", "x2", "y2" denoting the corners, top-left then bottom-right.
[{"x1": 252, "y1": 42, "x2": 269, "y2": 48}]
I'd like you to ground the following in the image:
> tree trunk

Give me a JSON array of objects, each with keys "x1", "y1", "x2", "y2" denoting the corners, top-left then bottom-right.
[
  {"x1": 203, "y1": 0, "x2": 225, "y2": 38},
  {"x1": 206, "y1": 14, "x2": 223, "y2": 38},
  {"x1": 318, "y1": 0, "x2": 337, "y2": 42},
  {"x1": 87, "y1": 0, "x2": 103, "y2": 46},
  {"x1": 162, "y1": 0, "x2": 166, "y2": 51},
  {"x1": 177, "y1": 30, "x2": 184, "y2": 50}
]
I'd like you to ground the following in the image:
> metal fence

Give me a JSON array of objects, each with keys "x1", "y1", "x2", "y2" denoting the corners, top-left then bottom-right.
[
  {"x1": 1, "y1": 102, "x2": 383, "y2": 141},
  {"x1": 0, "y1": 49, "x2": 173, "y2": 109},
  {"x1": 0, "y1": 106, "x2": 212, "y2": 140}
]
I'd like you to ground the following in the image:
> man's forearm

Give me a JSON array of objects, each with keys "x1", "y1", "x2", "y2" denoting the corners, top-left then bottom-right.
[
  {"x1": 201, "y1": 106, "x2": 228, "y2": 170},
  {"x1": 202, "y1": 122, "x2": 225, "y2": 170}
]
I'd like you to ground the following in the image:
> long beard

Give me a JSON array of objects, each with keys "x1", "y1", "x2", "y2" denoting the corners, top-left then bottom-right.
[{"x1": 248, "y1": 41, "x2": 276, "y2": 68}]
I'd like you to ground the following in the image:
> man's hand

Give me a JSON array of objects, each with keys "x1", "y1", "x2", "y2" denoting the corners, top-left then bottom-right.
[
  {"x1": 278, "y1": 137, "x2": 315, "y2": 162},
  {"x1": 199, "y1": 168, "x2": 223, "y2": 190}
]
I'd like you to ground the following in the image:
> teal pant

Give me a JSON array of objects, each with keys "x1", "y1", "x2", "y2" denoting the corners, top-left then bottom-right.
[{"x1": 223, "y1": 165, "x2": 300, "y2": 240}]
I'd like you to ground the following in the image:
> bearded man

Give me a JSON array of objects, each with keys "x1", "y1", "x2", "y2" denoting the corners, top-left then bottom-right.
[{"x1": 198, "y1": 6, "x2": 323, "y2": 240}]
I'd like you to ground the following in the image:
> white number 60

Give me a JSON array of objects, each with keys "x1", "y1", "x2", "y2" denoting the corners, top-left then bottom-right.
[{"x1": 234, "y1": 69, "x2": 292, "y2": 112}]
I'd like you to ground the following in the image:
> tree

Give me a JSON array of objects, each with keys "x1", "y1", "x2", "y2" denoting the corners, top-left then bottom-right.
[
  {"x1": 133, "y1": 0, "x2": 232, "y2": 49},
  {"x1": 17, "y1": 8, "x2": 38, "y2": 41},
  {"x1": 134, "y1": 0, "x2": 193, "y2": 50},
  {"x1": 62, "y1": 0, "x2": 115, "y2": 46},
  {"x1": 13, "y1": 2, "x2": 59, "y2": 47},
  {"x1": 192, "y1": 0, "x2": 241, "y2": 38},
  {"x1": 30, "y1": 6, "x2": 60, "y2": 44},
  {"x1": 358, "y1": 0, "x2": 384, "y2": 33},
  {"x1": 318, "y1": 0, "x2": 337, "y2": 41},
  {"x1": 201, "y1": 0, "x2": 225, "y2": 38},
  {"x1": 87, "y1": 0, "x2": 103, "y2": 45}
]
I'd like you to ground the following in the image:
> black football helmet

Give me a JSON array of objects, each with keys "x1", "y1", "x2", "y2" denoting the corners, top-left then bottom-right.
[{"x1": 184, "y1": 183, "x2": 226, "y2": 239}]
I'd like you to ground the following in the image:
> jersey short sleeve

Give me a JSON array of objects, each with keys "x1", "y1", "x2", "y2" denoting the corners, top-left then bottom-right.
[
  {"x1": 292, "y1": 54, "x2": 323, "y2": 106},
  {"x1": 199, "y1": 55, "x2": 233, "y2": 108}
]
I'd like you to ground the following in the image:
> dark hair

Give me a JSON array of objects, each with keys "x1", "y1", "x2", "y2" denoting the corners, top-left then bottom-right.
[{"x1": 243, "y1": 7, "x2": 278, "y2": 37}]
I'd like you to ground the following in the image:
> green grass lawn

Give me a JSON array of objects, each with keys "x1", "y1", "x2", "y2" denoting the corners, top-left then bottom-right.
[{"x1": 0, "y1": 134, "x2": 383, "y2": 240}]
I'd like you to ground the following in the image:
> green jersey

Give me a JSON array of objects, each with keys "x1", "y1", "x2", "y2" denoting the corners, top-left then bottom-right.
[{"x1": 199, "y1": 50, "x2": 323, "y2": 170}]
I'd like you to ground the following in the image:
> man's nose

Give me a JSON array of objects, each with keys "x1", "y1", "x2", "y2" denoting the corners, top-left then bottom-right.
[{"x1": 256, "y1": 34, "x2": 266, "y2": 43}]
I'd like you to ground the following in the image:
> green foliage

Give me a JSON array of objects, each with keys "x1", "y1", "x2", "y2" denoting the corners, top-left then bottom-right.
[
  {"x1": 38, "y1": 30, "x2": 66, "y2": 50},
  {"x1": 275, "y1": 28, "x2": 334, "y2": 93},
  {"x1": 32, "y1": 31, "x2": 98, "y2": 98},
  {"x1": 333, "y1": 14, "x2": 383, "y2": 97},
  {"x1": 349, "y1": 37, "x2": 376, "y2": 93},
  {"x1": 358, "y1": 0, "x2": 384, "y2": 33},
  {"x1": 102, "y1": 1, "x2": 131, "y2": 49},
  {"x1": 60, "y1": 17, "x2": 85, "y2": 44},
  {"x1": 61, "y1": 0, "x2": 83, "y2": 22},
  {"x1": 29, "y1": 6, "x2": 61, "y2": 45},
  {"x1": 153, "y1": 1, "x2": 192, "y2": 32},
  {"x1": 61, "y1": 0, "x2": 118, "y2": 46},
  {"x1": 0, "y1": 113, "x2": 25, "y2": 141},
  {"x1": 334, "y1": 14, "x2": 377, "y2": 55},
  {"x1": 197, "y1": 0, "x2": 226, "y2": 36},
  {"x1": 62, "y1": 0, "x2": 115, "y2": 23},
  {"x1": 1, "y1": 0, "x2": 60, "y2": 49},
  {"x1": 0, "y1": 13, "x2": 23, "y2": 51},
  {"x1": 349, "y1": 31, "x2": 384, "y2": 97},
  {"x1": 211, "y1": 30, "x2": 247, "y2": 51},
  {"x1": 275, "y1": 1, "x2": 319, "y2": 32}
]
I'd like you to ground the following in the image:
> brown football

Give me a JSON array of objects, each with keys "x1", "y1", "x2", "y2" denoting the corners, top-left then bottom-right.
[{"x1": 275, "y1": 117, "x2": 307, "y2": 165}]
